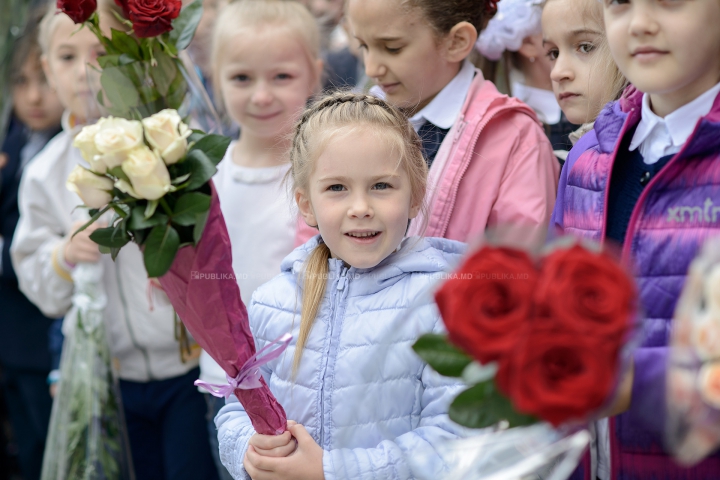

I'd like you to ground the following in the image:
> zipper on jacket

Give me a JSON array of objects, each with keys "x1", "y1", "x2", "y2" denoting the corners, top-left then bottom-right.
[{"x1": 319, "y1": 265, "x2": 348, "y2": 448}]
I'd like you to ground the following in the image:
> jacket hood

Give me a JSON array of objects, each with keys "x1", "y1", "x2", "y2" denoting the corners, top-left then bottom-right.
[
  {"x1": 280, "y1": 235, "x2": 465, "y2": 295},
  {"x1": 464, "y1": 70, "x2": 542, "y2": 128}
]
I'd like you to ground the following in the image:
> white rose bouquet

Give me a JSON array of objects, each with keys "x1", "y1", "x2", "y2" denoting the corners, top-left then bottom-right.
[{"x1": 67, "y1": 109, "x2": 229, "y2": 277}]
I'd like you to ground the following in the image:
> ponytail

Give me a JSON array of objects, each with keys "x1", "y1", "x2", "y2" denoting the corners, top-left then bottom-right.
[{"x1": 293, "y1": 242, "x2": 331, "y2": 375}]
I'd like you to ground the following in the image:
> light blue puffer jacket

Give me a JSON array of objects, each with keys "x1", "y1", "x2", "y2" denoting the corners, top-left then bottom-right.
[{"x1": 216, "y1": 235, "x2": 467, "y2": 480}]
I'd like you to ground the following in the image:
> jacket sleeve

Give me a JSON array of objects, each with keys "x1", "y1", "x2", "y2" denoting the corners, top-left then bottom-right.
[
  {"x1": 10, "y1": 171, "x2": 74, "y2": 318},
  {"x1": 625, "y1": 346, "x2": 667, "y2": 438},
  {"x1": 489, "y1": 114, "x2": 560, "y2": 245},
  {"x1": 322, "y1": 316, "x2": 466, "y2": 480},
  {"x1": 216, "y1": 395, "x2": 255, "y2": 480}
]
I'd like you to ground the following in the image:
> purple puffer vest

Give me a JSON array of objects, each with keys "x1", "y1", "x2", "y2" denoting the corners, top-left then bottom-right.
[{"x1": 559, "y1": 87, "x2": 720, "y2": 479}]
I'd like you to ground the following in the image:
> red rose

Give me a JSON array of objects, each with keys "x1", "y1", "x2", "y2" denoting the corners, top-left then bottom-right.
[
  {"x1": 535, "y1": 245, "x2": 635, "y2": 337},
  {"x1": 116, "y1": 0, "x2": 181, "y2": 38},
  {"x1": 435, "y1": 246, "x2": 538, "y2": 365},
  {"x1": 57, "y1": 0, "x2": 97, "y2": 24},
  {"x1": 498, "y1": 326, "x2": 619, "y2": 426}
]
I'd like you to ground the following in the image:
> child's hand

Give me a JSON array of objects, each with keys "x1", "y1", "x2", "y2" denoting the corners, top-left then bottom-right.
[
  {"x1": 244, "y1": 423, "x2": 324, "y2": 480},
  {"x1": 64, "y1": 220, "x2": 104, "y2": 265},
  {"x1": 248, "y1": 421, "x2": 298, "y2": 458}
]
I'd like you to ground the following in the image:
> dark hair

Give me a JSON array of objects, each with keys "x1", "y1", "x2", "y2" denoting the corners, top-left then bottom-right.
[{"x1": 404, "y1": 0, "x2": 498, "y2": 36}]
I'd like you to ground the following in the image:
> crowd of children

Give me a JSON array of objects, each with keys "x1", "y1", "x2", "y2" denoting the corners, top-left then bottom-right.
[{"x1": 2, "y1": 0, "x2": 720, "y2": 478}]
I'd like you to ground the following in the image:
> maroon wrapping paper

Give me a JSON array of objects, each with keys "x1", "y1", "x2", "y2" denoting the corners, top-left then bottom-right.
[{"x1": 158, "y1": 182, "x2": 287, "y2": 435}]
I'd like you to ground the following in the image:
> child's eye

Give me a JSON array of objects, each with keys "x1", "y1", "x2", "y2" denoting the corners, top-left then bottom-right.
[
  {"x1": 275, "y1": 73, "x2": 293, "y2": 81},
  {"x1": 385, "y1": 47, "x2": 402, "y2": 54},
  {"x1": 327, "y1": 184, "x2": 345, "y2": 192},
  {"x1": 545, "y1": 49, "x2": 559, "y2": 61},
  {"x1": 578, "y1": 42, "x2": 596, "y2": 54},
  {"x1": 59, "y1": 54, "x2": 75, "y2": 62},
  {"x1": 372, "y1": 182, "x2": 391, "y2": 190},
  {"x1": 232, "y1": 74, "x2": 250, "y2": 83},
  {"x1": 606, "y1": 0, "x2": 630, "y2": 5}
]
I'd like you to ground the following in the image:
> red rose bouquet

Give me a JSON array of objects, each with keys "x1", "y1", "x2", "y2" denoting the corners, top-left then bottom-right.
[
  {"x1": 667, "y1": 238, "x2": 720, "y2": 466},
  {"x1": 411, "y1": 238, "x2": 639, "y2": 478}
]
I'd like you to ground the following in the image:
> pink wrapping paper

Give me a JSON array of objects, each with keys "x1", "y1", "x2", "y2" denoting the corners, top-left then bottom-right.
[{"x1": 159, "y1": 182, "x2": 287, "y2": 435}]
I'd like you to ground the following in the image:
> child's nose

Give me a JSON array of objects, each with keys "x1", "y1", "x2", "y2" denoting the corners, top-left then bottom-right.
[
  {"x1": 550, "y1": 53, "x2": 574, "y2": 83},
  {"x1": 363, "y1": 50, "x2": 387, "y2": 80},
  {"x1": 251, "y1": 84, "x2": 274, "y2": 106},
  {"x1": 348, "y1": 193, "x2": 373, "y2": 218},
  {"x1": 628, "y1": 3, "x2": 659, "y2": 37},
  {"x1": 27, "y1": 80, "x2": 43, "y2": 103}
]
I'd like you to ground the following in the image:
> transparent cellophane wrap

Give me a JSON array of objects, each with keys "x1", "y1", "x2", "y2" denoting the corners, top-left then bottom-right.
[
  {"x1": 667, "y1": 238, "x2": 720, "y2": 465},
  {"x1": 40, "y1": 263, "x2": 134, "y2": 480}
]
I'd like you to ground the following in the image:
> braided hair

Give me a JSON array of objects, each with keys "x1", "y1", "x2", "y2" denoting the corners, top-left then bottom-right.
[{"x1": 289, "y1": 92, "x2": 427, "y2": 374}]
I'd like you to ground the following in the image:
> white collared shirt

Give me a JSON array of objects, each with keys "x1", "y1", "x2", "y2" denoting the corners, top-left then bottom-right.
[
  {"x1": 512, "y1": 81, "x2": 562, "y2": 125},
  {"x1": 370, "y1": 60, "x2": 476, "y2": 132},
  {"x1": 629, "y1": 82, "x2": 720, "y2": 165}
]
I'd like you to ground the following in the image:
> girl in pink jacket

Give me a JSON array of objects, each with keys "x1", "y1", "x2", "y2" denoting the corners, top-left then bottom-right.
[{"x1": 339, "y1": 0, "x2": 559, "y2": 243}]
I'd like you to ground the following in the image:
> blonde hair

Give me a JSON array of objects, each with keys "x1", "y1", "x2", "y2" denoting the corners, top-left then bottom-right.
[
  {"x1": 38, "y1": 0, "x2": 123, "y2": 54},
  {"x1": 289, "y1": 92, "x2": 428, "y2": 373},
  {"x1": 210, "y1": 0, "x2": 321, "y2": 113}
]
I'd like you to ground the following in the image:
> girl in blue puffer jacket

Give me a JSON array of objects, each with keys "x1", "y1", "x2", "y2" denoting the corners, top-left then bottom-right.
[{"x1": 215, "y1": 92, "x2": 466, "y2": 480}]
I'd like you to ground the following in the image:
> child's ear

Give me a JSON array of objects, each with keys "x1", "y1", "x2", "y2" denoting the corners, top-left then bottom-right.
[
  {"x1": 444, "y1": 21, "x2": 478, "y2": 63},
  {"x1": 517, "y1": 34, "x2": 544, "y2": 63},
  {"x1": 41, "y1": 55, "x2": 55, "y2": 91},
  {"x1": 408, "y1": 192, "x2": 423, "y2": 220},
  {"x1": 295, "y1": 188, "x2": 318, "y2": 228}
]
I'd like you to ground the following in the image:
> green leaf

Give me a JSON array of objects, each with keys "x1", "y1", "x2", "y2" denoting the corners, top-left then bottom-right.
[
  {"x1": 110, "y1": 204, "x2": 130, "y2": 218},
  {"x1": 171, "y1": 192, "x2": 211, "y2": 226},
  {"x1": 189, "y1": 134, "x2": 231, "y2": 166},
  {"x1": 108, "y1": 166, "x2": 131, "y2": 184},
  {"x1": 98, "y1": 54, "x2": 121, "y2": 68},
  {"x1": 412, "y1": 333, "x2": 472, "y2": 377},
  {"x1": 449, "y1": 381, "x2": 538, "y2": 429},
  {"x1": 151, "y1": 43, "x2": 178, "y2": 97},
  {"x1": 72, "y1": 205, "x2": 111, "y2": 238},
  {"x1": 169, "y1": 0, "x2": 204, "y2": 51},
  {"x1": 193, "y1": 208, "x2": 209, "y2": 245},
  {"x1": 100, "y1": 67, "x2": 140, "y2": 116},
  {"x1": 110, "y1": 28, "x2": 141, "y2": 60},
  {"x1": 110, "y1": 247, "x2": 121, "y2": 261},
  {"x1": 143, "y1": 225, "x2": 180, "y2": 277},
  {"x1": 90, "y1": 225, "x2": 131, "y2": 249},
  {"x1": 145, "y1": 200, "x2": 159, "y2": 219},
  {"x1": 165, "y1": 67, "x2": 188, "y2": 110},
  {"x1": 184, "y1": 149, "x2": 217, "y2": 191},
  {"x1": 129, "y1": 205, "x2": 169, "y2": 230}
]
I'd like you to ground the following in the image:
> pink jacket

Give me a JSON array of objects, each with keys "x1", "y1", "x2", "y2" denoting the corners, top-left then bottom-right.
[{"x1": 409, "y1": 71, "x2": 559, "y2": 243}]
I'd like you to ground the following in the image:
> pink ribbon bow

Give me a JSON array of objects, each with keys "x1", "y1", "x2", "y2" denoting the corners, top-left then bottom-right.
[{"x1": 195, "y1": 333, "x2": 292, "y2": 398}]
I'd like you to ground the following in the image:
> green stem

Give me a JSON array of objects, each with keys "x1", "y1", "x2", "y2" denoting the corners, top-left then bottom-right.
[{"x1": 159, "y1": 198, "x2": 173, "y2": 217}]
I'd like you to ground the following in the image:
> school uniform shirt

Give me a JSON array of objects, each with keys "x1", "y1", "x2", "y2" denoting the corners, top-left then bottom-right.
[
  {"x1": 371, "y1": 59, "x2": 475, "y2": 166},
  {"x1": 198, "y1": 142, "x2": 297, "y2": 387},
  {"x1": 11, "y1": 111, "x2": 197, "y2": 382}
]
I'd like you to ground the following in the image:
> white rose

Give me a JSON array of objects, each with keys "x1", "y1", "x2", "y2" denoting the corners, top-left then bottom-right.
[
  {"x1": 73, "y1": 124, "x2": 105, "y2": 173},
  {"x1": 94, "y1": 117, "x2": 144, "y2": 169},
  {"x1": 692, "y1": 311, "x2": 720, "y2": 361},
  {"x1": 66, "y1": 165, "x2": 114, "y2": 209},
  {"x1": 120, "y1": 146, "x2": 172, "y2": 200},
  {"x1": 142, "y1": 109, "x2": 192, "y2": 165}
]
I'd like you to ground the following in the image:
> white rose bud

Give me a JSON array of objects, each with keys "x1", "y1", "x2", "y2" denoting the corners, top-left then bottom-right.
[
  {"x1": 142, "y1": 109, "x2": 192, "y2": 165},
  {"x1": 66, "y1": 165, "x2": 114, "y2": 209},
  {"x1": 94, "y1": 117, "x2": 144, "y2": 169},
  {"x1": 73, "y1": 124, "x2": 105, "y2": 173},
  {"x1": 121, "y1": 146, "x2": 172, "y2": 200}
]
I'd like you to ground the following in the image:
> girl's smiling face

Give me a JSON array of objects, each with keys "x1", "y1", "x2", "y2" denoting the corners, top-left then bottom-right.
[
  {"x1": 296, "y1": 125, "x2": 422, "y2": 269},
  {"x1": 218, "y1": 25, "x2": 321, "y2": 139},
  {"x1": 542, "y1": 0, "x2": 614, "y2": 124},
  {"x1": 603, "y1": 0, "x2": 720, "y2": 117}
]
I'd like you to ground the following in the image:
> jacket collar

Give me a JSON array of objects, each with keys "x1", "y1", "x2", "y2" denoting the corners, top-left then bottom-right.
[{"x1": 594, "y1": 85, "x2": 720, "y2": 158}]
